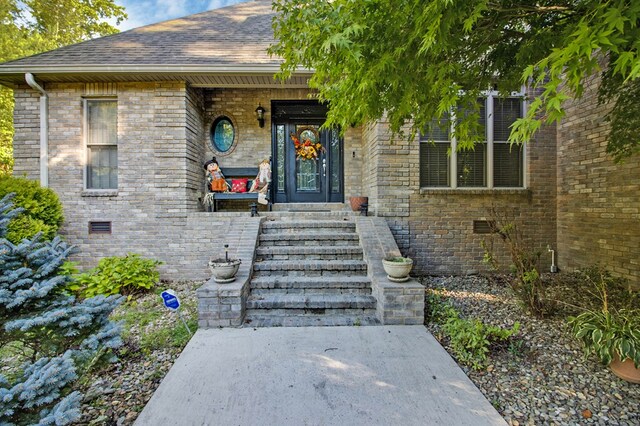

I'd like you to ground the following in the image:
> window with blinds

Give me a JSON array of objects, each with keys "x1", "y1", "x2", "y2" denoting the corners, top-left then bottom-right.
[
  {"x1": 419, "y1": 94, "x2": 524, "y2": 189},
  {"x1": 457, "y1": 144, "x2": 486, "y2": 187},
  {"x1": 493, "y1": 98, "x2": 523, "y2": 187},
  {"x1": 419, "y1": 117, "x2": 450, "y2": 187},
  {"x1": 86, "y1": 99, "x2": 118, "y2": 189}
]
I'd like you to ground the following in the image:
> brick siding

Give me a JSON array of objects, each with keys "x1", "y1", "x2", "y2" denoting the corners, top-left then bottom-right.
[
  {"x1": 557, "y1": 73, "x2": 640, "y2": 287},
  {"x1": 365, "y1": 108, "x2": 558, "y2": 276},
  {"x1": 11, "y1": 78, "x2": 637, "y2": 284}
]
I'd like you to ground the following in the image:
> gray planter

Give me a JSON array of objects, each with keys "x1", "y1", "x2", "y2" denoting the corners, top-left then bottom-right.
[
  {"x1": 382, "y1": 257, "x2": 413, "y2": 282},
  {"x1": 209, "y1": 258, "x2": 241, "y2": 283}
]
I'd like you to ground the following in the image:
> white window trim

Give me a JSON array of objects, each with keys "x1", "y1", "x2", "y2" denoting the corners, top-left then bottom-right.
[
  {"x1": 423, "y1": 90, "x2": 527, "y2": 190},
  {"x1": 83, "y1": 97, "x2": 118, "y2": 191}
]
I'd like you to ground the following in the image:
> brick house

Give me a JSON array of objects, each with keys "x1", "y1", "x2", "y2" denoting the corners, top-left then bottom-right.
[{"x1": 0, "y1": 0, "x2": 637, "y2": 311}]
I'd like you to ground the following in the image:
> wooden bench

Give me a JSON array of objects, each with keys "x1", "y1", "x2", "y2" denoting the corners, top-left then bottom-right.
[{"x1": 203, "y1": 167, "x2": 272, "y2": 214}]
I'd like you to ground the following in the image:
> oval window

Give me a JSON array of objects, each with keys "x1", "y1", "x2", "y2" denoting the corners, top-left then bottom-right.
[{"x1": 210, "y1": 116, "x2": 235, "y2": 153}]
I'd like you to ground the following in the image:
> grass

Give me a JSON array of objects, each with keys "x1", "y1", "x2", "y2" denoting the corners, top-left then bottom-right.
[{"x1": 111, "y1": 285, "x2": 198, "y2": 356}]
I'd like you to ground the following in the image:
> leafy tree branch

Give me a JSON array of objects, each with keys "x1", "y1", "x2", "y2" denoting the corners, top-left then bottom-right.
[{"x1": 271, "y1": 0, "x2": 640, "y2": 162}]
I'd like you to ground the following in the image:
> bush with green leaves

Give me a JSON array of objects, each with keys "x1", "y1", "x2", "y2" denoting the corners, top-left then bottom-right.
[
  {"x1": 0, "y1": 194, "x2": 122, "y2": 425},
  {"x1": 427, "y1": 290, "x2": 520, "y2": 370},
  {"x1": 568, "y1": 267, "x2": 640, "y2": 368},
  {"x1": 68, "y1": 254, "x2": 162, "y2": 298},
  {"x1": 481, "y1": 206, "x2": 552, "y2": 318},
  {"x1": 0, "y1": 176, "x2": 64, "y2": 243}
]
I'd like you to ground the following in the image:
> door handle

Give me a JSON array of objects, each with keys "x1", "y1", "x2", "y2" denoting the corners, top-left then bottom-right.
[{"x1": 322, "y1": 158, "x2": 326, "y2": 177}]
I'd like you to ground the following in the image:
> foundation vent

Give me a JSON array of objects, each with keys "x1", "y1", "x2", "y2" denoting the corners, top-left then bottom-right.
[
  {"x1": 89, "y1": 221, "x2": 112, "y2": 234},
  {"x1": 473, "y1": 220, "x2": 495, "y2": 234}
]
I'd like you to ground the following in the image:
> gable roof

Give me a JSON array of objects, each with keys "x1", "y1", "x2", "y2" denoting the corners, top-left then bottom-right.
[{"x1": 0, "y1": 0, "x2": 308, "y2": 87}]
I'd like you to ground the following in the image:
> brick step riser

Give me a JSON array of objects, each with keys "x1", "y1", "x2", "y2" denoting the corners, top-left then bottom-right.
[
  {"x1": 245, "y1": 308, "x2": 378, "y2": 317},
  {"x1": 244, "y1": 316, "x2": 380, "y2": 327},
  {"x1": 256, "y1": 246, "x2": 363, "y2": 255},
  {"x1": 261, "y1": 227, "x2": 356, "y2": 234},
  {"x1": 252, "y1": 270, "x2": 368, "y2": 278},
  {"x1": 253, "y1": 262, "x2": 367, "y2": 272},
  {"x1": 260, "y1": 239, "x2": 358, "y2": 247},
  {"x1": 251, "y1": 288, "x2": 372, "y2": 296},
  {"x1": 262, "y1": 219, "x2": 356, "y2": 230},
  {"x1": 250, "y1": 277, "x2": 372, "y2": 287},
  {"x1": 256, "y1": 254, "x2": 363, "y2": 261},
  {"x1": 250, "y1": 281, "x2": 371, "y2": 290},
  {"x1": 246, "y1": 299, "x2": 376, "y2": 310}
]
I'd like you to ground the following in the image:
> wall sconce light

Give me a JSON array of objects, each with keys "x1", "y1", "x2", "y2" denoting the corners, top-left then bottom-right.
[{"x1": 255, "y1": 104, "x2": 266, "y2": 128}]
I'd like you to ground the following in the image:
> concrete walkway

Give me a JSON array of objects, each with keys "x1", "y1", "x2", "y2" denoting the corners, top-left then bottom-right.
[{"x1": 135, "y1": 326, "x2": 506, "y2": 426}]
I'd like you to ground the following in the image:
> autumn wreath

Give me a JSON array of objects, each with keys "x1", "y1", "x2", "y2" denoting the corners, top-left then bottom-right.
[{"x1": 290, "y1": 131, "x2": 325, "y2": 160}]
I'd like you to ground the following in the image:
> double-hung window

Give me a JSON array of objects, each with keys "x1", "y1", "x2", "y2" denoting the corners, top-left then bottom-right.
[
  {"x1": 85, "y1": 99, "x2": 118, "y2": 190},
  {"x1": 420, "y1": 92, "x2": 525, "y2": 188}
]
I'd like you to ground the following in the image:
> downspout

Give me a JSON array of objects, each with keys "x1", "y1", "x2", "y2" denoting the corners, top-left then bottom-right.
[{"x1": 25, "y1": 73, "x2": 48, "y2": 187}]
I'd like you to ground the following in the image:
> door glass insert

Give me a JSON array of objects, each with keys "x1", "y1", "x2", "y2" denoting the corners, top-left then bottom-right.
[
  {"x1": 295, "y1": 125, "x2": 321, "y2": 192},
  {"x1": 276, "y1": 124, "x2": 285, "y2": 193},
  {"x1": 330, "y1": 129, "x2": 341, "y2": 193}
]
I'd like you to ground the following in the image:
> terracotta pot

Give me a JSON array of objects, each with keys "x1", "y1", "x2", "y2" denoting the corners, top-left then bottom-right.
[
  {"x1": 382, "y1": 257, "x2": 413, "y2": 282},
  {"x1": 610, "y1": 354, "x2": 640, "y2": 384},
  {"x1": 208, "y1": 258, "x2": 241, "y2": 283},
  {"x1": 349, "y1": 196, "x2": 368, "y2": 212}
]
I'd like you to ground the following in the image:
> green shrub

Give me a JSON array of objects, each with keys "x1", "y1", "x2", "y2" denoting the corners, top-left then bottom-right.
[
  {"x1": 443, "y1": 310, "x2": 520, "y2": 370},
  {"x1": 567, "y1": 266, "x2": 640, "y2": 368},
  {"x1": 481, "y1": 207, "x2": 551, "y2": 318},
  {"x1": 68, "y1": 254, "x2": 162, "y2": 298},
  {"x1": 427, "y1": 289, "x2": 520, "y2": 370},
  {"x1": 0, "y1": 176, "x2": 64, "y2": 243}
]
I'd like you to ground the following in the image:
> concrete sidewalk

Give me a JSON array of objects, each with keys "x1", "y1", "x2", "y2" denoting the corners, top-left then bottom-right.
[{"x1": 135, "y1": 326, "x2": 506, "y2": 426}]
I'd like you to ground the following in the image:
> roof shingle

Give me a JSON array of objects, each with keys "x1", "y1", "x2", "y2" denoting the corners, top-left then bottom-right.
[{"x1": 1, "y1": 0, "x2": 277, "y2": 68}]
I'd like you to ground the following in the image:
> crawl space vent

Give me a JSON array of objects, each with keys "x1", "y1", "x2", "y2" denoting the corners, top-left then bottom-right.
[
  {"x1": 473, "y1": 220, "x2": 495, "y2": 234},
  {"x1": 89, "y1": 221, "x2": 112, "y2": 234}
]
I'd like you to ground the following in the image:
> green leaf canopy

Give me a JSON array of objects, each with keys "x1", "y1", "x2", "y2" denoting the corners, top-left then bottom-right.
[
  {"x1": 0, "y1": 0, "x2": 127, "y2": 176},
  {"x1": 270, "y1": 0, "x2": 640, "y2": 161}
]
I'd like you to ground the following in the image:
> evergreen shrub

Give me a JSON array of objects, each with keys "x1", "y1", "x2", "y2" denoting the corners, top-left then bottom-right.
[
  {"x1": 0, "y1": 194, "x2": 122, "y2": 425},
  {"x1": 0, "y1": 176, "x2": 64, "y2": 243}
]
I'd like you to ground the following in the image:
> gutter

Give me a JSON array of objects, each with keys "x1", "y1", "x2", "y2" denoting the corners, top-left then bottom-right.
[
  {"x1": 0, "y1": 64, "x2": 313, "y2": 75},
  {"x1": 25, "y1": 73, "x2": 48, "y2": 187}
]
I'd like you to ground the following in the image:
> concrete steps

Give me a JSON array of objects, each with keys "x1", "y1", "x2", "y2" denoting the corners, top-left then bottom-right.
[
  {"x1": 261, "y1": 220, "x2": 355, "y2": 232},
  {"x1": 244, "y1": 315, "x2": 380, "y2": 327},
  {"x1": 245, "y1": 215, "x2": 379, "y2": 327},
  {"x1": 270, "y1": 203, "x2": 349, "y2": 212},
  {"x1": 247, "y1": 294, "x2": 376, "y2": 310},
  {"x1": 250, "y1": 276, "x2": 372, "y2": 295},
  {"x1": 255, "y1": 246, "x2": 364, "y2": 261},
  {"x1": 259, "y1": 233, "x2": 359, "y2": 246}
]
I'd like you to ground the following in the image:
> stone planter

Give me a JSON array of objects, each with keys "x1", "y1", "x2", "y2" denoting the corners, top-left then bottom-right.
[
  {"x1": 208, "y1": 258, "x2": 241, "y2": 283},
  {"x1": 349, "y1": 196, "x2": 368, "y2": 212},
  {"x1": 382, "y1": 257, "x2": 413, "y2": 283},
  {"x1": 610, "y1": 354, "x2": 640, "y2": 384}
]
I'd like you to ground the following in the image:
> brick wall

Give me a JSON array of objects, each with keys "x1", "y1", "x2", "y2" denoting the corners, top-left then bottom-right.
[
  {"x1": 12, "y1": 85, "x2": 41, "y2": 178},
  {"x1": 368, "y1": 110, "x2": 557, "y2": 276},
  {"x1": 361, "y1": 121, "x2": 380, "y2": 212},
  {"x1": 557, "y1": 73, "x2": 640, "y2": 287},
  {"x1": 11, "y1": 83, "x2": 366, "y2": 279},
  {"x1": 202, "y1": 88, "x2": 362, "y2": 198},
  {"x1": 186, "y1": 86, "x2": 206, "y2": 212}
]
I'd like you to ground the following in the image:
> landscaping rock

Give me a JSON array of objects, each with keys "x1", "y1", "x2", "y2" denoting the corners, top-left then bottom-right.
[
  {"x1": 74, "y1": 280, "x2": 201, "y2": 425},
  {"x1": 423, "y1": 275, "x2": 640, "y2": 426}
]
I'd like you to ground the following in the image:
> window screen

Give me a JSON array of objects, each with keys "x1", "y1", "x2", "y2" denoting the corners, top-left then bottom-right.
[
  {"x1": 420, "y1": 142, "x2": 449, "y2": 187},
  {"x1": 494, "y1": 143, "x2": 523, "y2": 187},
  {"x1": 457, "y1": 144, "x2": 486, "y2": 187},
  {"x1": 86, "y1": 100, "x2": 117, "y2": 189}
]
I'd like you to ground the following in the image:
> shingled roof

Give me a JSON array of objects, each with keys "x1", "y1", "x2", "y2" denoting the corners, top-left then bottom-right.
[{"x1": 0, "y1": 0, "x2": 308, "y2": 87}]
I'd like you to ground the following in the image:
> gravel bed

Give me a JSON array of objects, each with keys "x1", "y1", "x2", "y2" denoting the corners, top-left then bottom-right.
[
  {"x1": 75, "y1": 281, "x2": 202, "y2": 426},
  {"x1": 422, "y1": 275, "x2": 640, "y2": 426}
]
